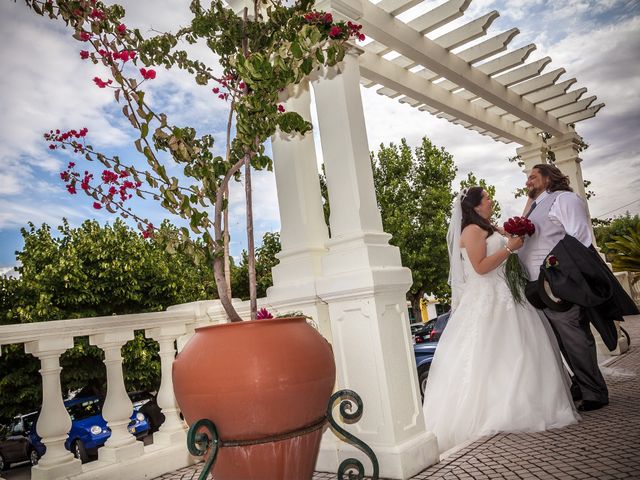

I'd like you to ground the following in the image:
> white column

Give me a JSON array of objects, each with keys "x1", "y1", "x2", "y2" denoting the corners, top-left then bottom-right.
[
  {"x1": 267, "y1": 79, "x2": 333, "y2": 338},
  {"x1": 90, "y1": 331, "x2": 144, "y2": 462},
  {"x1": 146, "y1": 325, "x2": 188, "y2": 445},
  {"x1": 516, "y1": 141, "x2": 548, "y2": 174},
  {"x1": 546, "y1": 132, "x2": 588, "y2": 200},
  {"x1": 310, "y1": 52, "x2": 438, "y2": 479},
  {"x1": 25, "y1": 338, "x2": 82, "y2": 480}
]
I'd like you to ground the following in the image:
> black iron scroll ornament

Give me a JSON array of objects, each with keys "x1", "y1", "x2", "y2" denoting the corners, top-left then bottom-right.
[
  {"x1": 186, "y1": 388, "x2": 378, "y2": 480},
  {"x1": 327, "y1": 389, "x2": 380, "y2": 480}
]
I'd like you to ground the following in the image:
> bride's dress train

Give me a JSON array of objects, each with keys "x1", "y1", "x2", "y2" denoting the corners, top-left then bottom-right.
[{"x1": 423, "y1": 233, "x2": 579, "y2": 453}]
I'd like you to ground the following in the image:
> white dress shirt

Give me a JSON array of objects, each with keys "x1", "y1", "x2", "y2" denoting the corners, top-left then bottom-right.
[{"x1": 534, "y1": 190, "x2": 593, "y2": 247}]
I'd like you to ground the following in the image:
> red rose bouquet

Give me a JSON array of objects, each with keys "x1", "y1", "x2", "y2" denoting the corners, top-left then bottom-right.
[
  {"x1": 503, "y1": 216, "x2": 535, "y2": 237},
  {"x1": 502, "y1": 216, "x2": 535, "y2": 304}
]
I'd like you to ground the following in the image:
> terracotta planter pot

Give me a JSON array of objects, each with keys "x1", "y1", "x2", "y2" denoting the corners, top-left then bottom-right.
[{"x1": 173, "y1": 316, "x2": 336, "y2": 480}]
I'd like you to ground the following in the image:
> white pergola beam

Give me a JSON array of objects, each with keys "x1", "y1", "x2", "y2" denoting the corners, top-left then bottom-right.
[
  {"x1": 524, "y1": 78, "x2": 576, "y2": 103},
  {"x1": 560, "y1": 104, "x2": 604, "y2": 124},
  {"x1": 434, "y1": 11, "x2": 500, "y2": 51},
  {"x1": 510, "y1": 68, "x2": 565, "y2": 95},
  {"x1": 478, "y1": 44, "x2": 536, "y2": 76},
  {"x1": 493, "y1": 57, "x2": 551, "y2": 87},
  {"x1": 376, "y1": 0, "x2": 423, "y2": 16},
  {"x1": 456, "y1": 28, "x2": 520, "y2": 63},
  {"x1": 359, "y1": 51, "x2": 538, "y2": 144},
  {"x1": 538, "y1": 87, "x2": 586, "y2": 111},
  {"x1": 406, "y1": 0, "x2": 471, "y2": 35},
  {"x1": 548, "y1": 96, "x2": 596, "y2": 117},
  {"x1": 354, "y1": 0, "x2": 570, "y2": 137}
]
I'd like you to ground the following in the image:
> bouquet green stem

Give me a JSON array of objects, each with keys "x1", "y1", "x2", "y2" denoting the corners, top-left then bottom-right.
[{"x1": 504, "y1": 253, "x2": 529, "y2": 305}]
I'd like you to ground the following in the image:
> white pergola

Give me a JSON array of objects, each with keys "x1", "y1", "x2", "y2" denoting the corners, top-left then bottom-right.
[{"x1": 263, "y1": 1, "x2": 603, "y2": 478}]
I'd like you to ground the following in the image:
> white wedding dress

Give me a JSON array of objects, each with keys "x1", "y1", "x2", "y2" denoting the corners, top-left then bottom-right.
[{"x1": 423, "y1": 233, "x2": 579, "y2": 453}]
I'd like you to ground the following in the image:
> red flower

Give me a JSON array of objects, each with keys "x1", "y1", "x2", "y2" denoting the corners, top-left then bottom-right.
[
  {"x1": 142, "y1": 223, "x2": 154, "y2": 239},
  {"x1": 503, "y1": 216, "x2": 535, "y2": 237},
  {"x1": 79, "y1": 50, "x2": 89, "y2": 59},
  {"x1": 545, "y1": 255, "x2": 559, "y2": 268},
  {"x1": 256, "y1": 308, "x2": 273, "y2": 319},
  {"x1": 67, "y1": 184, "x2": 77, "y2": 194},
  {"x1": 323, "y1": 13, "x2": 333, "y2": 23},
  {"x1": 116, "y1": 24, "x2": 127, "y2": 34},
  {"x1": 212, "y1": 87, "x2": 220, "y2": 94},
  {"x1": 277, "y1": 104, "x2": 285, "y2": 113},
  {"x1": 140, "y1": 68, "x2": 157, "y2": 80},
  {"x1": 93, "y1": 202, "x2": 102, "y2": 210},
  {"x1": 79, "y1": 31, "x2": 92, "y2": 42},
  {"x1": 93, "y1": 77, "x2": 112, "y2": 88},
  {"x1": 329, "y1": 25, "x2": 343, "y2": 38}
]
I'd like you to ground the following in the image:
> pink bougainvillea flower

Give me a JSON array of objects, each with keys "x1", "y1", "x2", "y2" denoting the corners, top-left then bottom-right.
[
  {"x1": 116, "y1": 24, "x2": 127, "y2": 34},
  {"x1": 212, "y1": 87, "x2": 220, "y2": 94},
  {"x1": 79, "y1": 31, "x2": 92, "y2": 42},
  {"x1": 93, "y1": 202, "x2": 102, "y2": 210},
  {"x1": 277, "y1": 104, "x2": 285, "y2": 113},
  {"x1": 140, "y1": 68, "x2": 157, "y2": 80},
  {"x1": 93, "y1": 77, "x2": 112, "y2": 88},
  {"x1": 142, "y1": 223, "x2": 154, "y2": 239},
  {"x1": 79, "y1": 50, "x2": 89, "y2": 59},
  {"x1": 256, "y1": 308, "x2": 273, "y2": 319}
]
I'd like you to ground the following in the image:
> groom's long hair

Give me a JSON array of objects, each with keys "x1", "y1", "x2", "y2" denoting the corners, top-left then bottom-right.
[
  {"x1": 533, "y1": 163, "x2": 573, "y2": 192},
  {"x1": 461, "y1": 186, "x2": 496, "y2": 236}
]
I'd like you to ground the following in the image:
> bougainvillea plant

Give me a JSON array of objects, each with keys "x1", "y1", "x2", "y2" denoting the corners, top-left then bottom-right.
[{"x1": 24, "y1": 0, "x2": 363, "y2": 322}]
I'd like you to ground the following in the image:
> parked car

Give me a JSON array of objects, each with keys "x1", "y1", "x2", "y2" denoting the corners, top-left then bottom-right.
[
  {"x1": 412, "y1": 319, "x2": 436, "y2": 344},
  {"x1": 412, "y1": 311, "x2": 451, "y2": 400},
  {"x1": 0, "y1": 412, "x2": 44, "y2": 470},
  {"x1": 428, "y1": 311, "x2": 451, "y2": 342},
  {"x1": 413, "y1": 341, "x2": 438, "y2": 400},
  {"x1": 63, "y1": 396, "x2": 150, "y2": 463},
  {"x1": 128, "y1": 391, "x2": 164, "y2": 434},
  {"x1": 10, "y1": 396, "x2": 151, "y2": 465}
]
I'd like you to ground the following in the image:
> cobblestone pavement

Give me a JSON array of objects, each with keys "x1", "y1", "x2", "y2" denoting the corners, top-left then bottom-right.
[{"x1": 154, "y1": 315, "x2": 640, "y2": 480}]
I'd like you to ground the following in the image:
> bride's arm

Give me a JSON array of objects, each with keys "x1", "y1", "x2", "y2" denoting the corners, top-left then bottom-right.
[{"x1": 462, "y1": 225, "x2": 523, "y2": 275}]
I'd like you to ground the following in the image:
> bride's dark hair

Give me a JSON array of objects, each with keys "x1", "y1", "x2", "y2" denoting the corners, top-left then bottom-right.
[{"x1": 460, "y1": 186, "x2": 495, "y2": 236}]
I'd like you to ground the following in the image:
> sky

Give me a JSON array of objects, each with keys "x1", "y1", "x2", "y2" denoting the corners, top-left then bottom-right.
[{"x1": 1, "y1": 0, "x2": 639, "y2": 275}]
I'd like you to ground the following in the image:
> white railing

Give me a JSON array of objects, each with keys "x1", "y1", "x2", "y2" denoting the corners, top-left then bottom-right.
[
  {"x1": 630, "y1": 272, "x2": 640, "y2": 308},
  {"x1": 0, "y1": 300, "x2": 237, "y2": 480}
]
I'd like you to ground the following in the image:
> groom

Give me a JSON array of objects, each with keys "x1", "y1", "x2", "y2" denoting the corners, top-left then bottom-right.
[{"x1": 518, "y1": 163, "x2": 609, "y2": 412}]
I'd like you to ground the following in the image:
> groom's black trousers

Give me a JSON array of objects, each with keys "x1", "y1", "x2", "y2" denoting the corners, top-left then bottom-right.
[{"x1": 543, "y1": 304, "x2": 609, "y2": 404}]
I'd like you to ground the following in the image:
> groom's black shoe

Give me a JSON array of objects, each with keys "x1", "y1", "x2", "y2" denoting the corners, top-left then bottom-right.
[{"x1": 578, "y1": 400, "x2": 609, "y2": 412}]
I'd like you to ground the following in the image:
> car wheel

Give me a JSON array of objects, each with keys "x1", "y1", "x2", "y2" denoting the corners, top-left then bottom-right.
[
  {"x1": 72, "y1": 440, "x2": 89, "y2": 464},
  {"x1": 0, "y1": 452, "x2": 6, "y2": 471},
  {"x1": 29, "y1": 449, "x2": 40, "y2": 466},
  {"x1": 418, "y1": 365, "x2": 430, "y2": 401}
]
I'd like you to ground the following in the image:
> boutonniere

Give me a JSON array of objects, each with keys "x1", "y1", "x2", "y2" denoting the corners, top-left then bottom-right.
[{"x1": 545, "y1": 255, "x2": 559, "y2": 268}]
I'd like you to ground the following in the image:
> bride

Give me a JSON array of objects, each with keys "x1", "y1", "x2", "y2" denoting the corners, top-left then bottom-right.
[{"x1": 423, "y1": 186, "x2": 579, "y2": 454}]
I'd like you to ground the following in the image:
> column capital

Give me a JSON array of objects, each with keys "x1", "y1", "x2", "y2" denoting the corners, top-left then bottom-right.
[
  {"x1": 25, "y1": 337, "x2": 74, "y2": 357},
  {"x1": 516, "y1": 141, "x2": 548, "y2": 173},
  {"x1": 89, "y1": 330, "x2": 134, "y2": 347}
]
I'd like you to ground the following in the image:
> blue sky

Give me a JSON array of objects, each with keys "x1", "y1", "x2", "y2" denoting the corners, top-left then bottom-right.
[{"x1": 1, "y1": 0, "x2": 639, "y2": 275}]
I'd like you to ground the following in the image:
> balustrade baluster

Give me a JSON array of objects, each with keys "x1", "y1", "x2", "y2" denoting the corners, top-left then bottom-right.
[
  {"x1": 24, "y1": 338, "x2": 82, "y2": 480},
  {"x1": 89, "y1": 331, "x2": 144, "y2": 462},
  {"x1": 146, "y1": 325, "x2": 188, "y2": 445}
]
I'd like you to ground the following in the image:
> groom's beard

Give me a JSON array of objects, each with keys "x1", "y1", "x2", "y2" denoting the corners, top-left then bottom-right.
[{"x1": 528, "y1": 187, "x2": 543, "y2": 199}]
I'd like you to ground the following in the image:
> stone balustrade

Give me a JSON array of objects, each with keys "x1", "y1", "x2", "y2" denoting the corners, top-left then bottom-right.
[{"x1": 0, "y1": 299, "x2": 242, "y2": 480}]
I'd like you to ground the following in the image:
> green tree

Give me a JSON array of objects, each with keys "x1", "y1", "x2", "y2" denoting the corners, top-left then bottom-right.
[
  {"x1": 231, "y1": 232, "x2": 281, "y2": 300},
  {"x1": 593, "y1": 213, "x2": 640, "y2": 258},
  {"x1": 370, "y1": 137, "x2": 457, "y2": 312},
  {"x1": 605, "y1": 223, "x2": 640, "y2": 273},
  {"x1": 0, "y1": 219, "x2": 214, "y2": 424}
]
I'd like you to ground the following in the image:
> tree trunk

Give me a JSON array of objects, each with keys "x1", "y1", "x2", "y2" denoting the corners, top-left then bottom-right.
[
  {"x1": 245, "y1": 156, "x2": 257, "y2": 320},
  {"x1": 223, "y1": 185, "x2": 232, "y2": 302}
]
